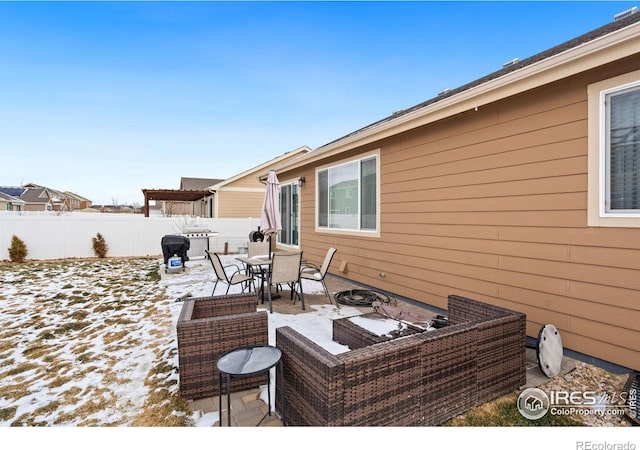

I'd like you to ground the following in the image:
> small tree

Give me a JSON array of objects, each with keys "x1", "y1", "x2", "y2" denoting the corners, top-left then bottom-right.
[
  {"x1": 8, "y1": 235, "x2": 28, "y2": 263},
  {"x1": 92, "y1": 233, "x2": 109, "y2": 258}
]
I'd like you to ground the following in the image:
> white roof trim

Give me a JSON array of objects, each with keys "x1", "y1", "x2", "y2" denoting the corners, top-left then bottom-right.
[{"x1": 209, "y1": 145, "x2": 311, "y2": 190}]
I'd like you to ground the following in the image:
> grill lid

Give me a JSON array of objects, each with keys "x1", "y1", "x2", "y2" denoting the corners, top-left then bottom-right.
[{"x1": 182, "y1": 226, "x2": 211, "y2": 234}]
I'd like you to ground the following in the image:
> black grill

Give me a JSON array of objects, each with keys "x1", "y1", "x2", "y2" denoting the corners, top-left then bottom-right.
[
  {"x1": 161, "y1": 235, "x2": 190, "y2": 265},
  {"x1": 249, "y1": 229, "x2": 265, "y2": 242}
]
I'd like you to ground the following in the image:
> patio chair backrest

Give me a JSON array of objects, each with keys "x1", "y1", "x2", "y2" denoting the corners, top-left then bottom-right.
[
  {"x1": 206, "y1": 250, "x2": 228, "y2": 282},
  {"x1": 270, "y1": 252, "x2": 303, "y2": 285},
  {"x1": 318, "y1": 247, "x2": 337, "y2": 277},
  {"x1": 248, "y1": 241, "x2": 270, "y2": 258}
]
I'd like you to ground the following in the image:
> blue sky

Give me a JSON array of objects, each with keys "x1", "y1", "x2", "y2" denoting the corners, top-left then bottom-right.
[{"x1": 1, "y1": 1, "x2": 637, "y2": 206}]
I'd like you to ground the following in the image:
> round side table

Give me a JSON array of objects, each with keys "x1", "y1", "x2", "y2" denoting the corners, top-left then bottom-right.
[{"x1": 216, "y1": 344, "x2": 284, "y2": 426}]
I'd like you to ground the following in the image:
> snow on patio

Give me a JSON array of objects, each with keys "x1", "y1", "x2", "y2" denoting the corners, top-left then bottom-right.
[{"x1": 0, "y1": 255, "x2": 361, "y2": 426}]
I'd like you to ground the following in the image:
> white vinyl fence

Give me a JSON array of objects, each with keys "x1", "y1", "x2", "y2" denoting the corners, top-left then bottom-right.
[{"x1": 0, "y1": 211, "x2": 261, "y2": 261}]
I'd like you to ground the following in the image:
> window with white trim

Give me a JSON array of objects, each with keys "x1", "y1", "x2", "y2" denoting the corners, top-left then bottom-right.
[
  {"x1": 317, "y1": 154, "x2": 377, "y2": 232},
  {"x1": 588, "y1": 71, "x2": 640, "y2": 227},
  {"x1": 278, "y1": 181, "x2": 299, "y2": 246},
  {"x1": 604, "y1": 82, "x2": 640, "y2": 213}
]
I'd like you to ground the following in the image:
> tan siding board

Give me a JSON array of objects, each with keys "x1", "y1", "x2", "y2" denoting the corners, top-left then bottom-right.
[
  {"x1": 384, "y1": 233, "x2": 571, "y2": 263},
  {"x1": 559, "y1": 333, "x2": 639, "y2": 370},
  {"x1": 384, "y1": 156, "x2": 587, "y2": 192},
  {"x1": 499, "y1": 285, "x2": 640, "y2": 330},
  {"x1": 385, "y1": 210, "x2": 585, "y2": 227},
  {"x1": 353, "y1": 249, "x2": 569, "y2": 297},
  {"x1": 381, "y1": 223, "x2": 500, "y2": 240},
  {"x1": 498, "y1": 255, "x2": 640, "y2": 291},
  {"x1": 225, "y1": 177, "x2": 263, "y2": 189},
  {"x1": 385, "y1": 91, "x2": 586, "y2": 162},
  {"x1": 383, "y1": 192, "x2": 585, "y2": 213},
  {"x1": 385, "y1": 139, "x2": 586, "y2": 194},
  {"x1": 569, "y1": 281, "x2": 640, "y2": 310},
  {"x1": 496, "y1": 78, "x2": 588, "y2": 121},
  {"x1": 384, "y1": 174, "x2": 586, "y2": 202},
  {"x1": 498, "y1": 226, "x2": 640, "y2": 250},
  {"x1": 569, "y1": 245, "x2": 640, "y2": 270},
  {"x1": 355, "y1": 264, "x2": 499, "y2": 304},
  {"x1": 384, "y1": 105, "x2": 586, "y2": 171},
  {"x1": 358, "y1": 239, "x2": 500, "y2": 270},
  {"x1": 567, "y1": 315, "x2": 639, "y2": 351}
]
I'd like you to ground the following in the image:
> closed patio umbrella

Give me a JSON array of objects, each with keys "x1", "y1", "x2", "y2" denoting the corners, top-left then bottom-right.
[{"x1": 260, "y1": 170, "x2": 282, "y2": 254}]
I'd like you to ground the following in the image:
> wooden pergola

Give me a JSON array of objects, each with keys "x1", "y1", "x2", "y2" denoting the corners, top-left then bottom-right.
[{"x1": 141, "y1": 188, "x2": 211, "y2": 217}]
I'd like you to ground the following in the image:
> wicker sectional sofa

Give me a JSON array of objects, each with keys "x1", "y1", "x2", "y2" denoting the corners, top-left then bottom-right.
[
  {"x1": 177, "y1": 294, "x2": 268, "y2": 400},
  {"x1": 275, "y1": 294, "x2": 526, "y2": 426}
]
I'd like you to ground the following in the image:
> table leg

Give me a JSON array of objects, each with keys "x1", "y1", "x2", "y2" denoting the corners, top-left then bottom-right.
[
  {"x1": 226, "y1": 374, "x2": 232, "y2": 427},
  {"x1": 267, "y1": 369, "x2": 272, "y2": 416},
  {"x1": 260, "y1": 269, "x2": 266, "y2": 304},
  {"x1": 218, "y1": 373, "x2": 222, "y2": 427}
]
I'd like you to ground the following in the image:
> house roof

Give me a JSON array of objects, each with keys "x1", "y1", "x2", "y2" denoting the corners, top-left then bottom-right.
[
  {"x1": 180, "y1": 177, "x2": 225, "y2": 191},
  {"x1": 19, "y1": 187, "x2": 51, "y2": 204},
  {"x1": 0, "y1": 186, "x2": 27, "y2": 198},
  {"x1": 275, "y1": 11, "x2": 640, "y2": 173},
  {"x1": 0, "y1": 191, "x2": 26, "y2": 204},
  {"x1": 64, "y1": 191, "x2": 92, "y2": 202},
  {"x1": 212, "y1": 145, "x2": 312, "y2": 189}
]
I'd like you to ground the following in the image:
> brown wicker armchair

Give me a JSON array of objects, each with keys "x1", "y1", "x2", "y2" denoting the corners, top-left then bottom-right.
[{"x1": 176, "y1": 293, "x2": 269, "y2": 400}]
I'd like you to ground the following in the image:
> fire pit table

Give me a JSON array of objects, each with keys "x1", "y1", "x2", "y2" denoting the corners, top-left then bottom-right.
[{"x1": 333, "y1": 312, "x2": 427, "y2": 350}]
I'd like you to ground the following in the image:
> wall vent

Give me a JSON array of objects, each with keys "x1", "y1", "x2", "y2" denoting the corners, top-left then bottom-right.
[
  {"x1": 502, "y1": 57, "x2": 520, "y2": 68},
  {"x1": 614, "y1": 6, "x2": 638, "y2": 21}
]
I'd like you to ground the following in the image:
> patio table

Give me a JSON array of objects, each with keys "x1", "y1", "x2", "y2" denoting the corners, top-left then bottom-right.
[
  {"x1": 236, "y1": 255, "x2": 271, "y2": 302},
  {"x1": 217, "y1": 344, "x2": 284, "y2": 426}
]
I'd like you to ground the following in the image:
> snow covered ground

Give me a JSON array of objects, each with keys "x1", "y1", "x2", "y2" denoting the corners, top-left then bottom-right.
[
  {"x1": 1, "y1": 256, "x2": 620, "y2": 449},
  {"x1": 0, "y1": 255, "x2": 365, "y2": 427}
]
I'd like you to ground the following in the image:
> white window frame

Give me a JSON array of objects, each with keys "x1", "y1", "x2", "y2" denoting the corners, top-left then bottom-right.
[
  {"x1": 588, "y1": 70, "x2": 640, "y2": 227},
  {"x1": 277, "y1": 179, "x2": 301, "y2": 249},
  {"x1": 315, "y1": 149, "x2": 380, "y2": 237}
]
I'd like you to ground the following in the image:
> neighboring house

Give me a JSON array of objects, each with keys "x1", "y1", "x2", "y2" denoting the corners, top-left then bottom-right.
[
  {"x1": 179, "y1": 177, "x2": 224, "y2": 217},
  {"x1": 64, "y1": 191, "x2": 92, "y2": 210},
  {"x1": 0, "y1": 184, "x2": 92, "y2": 212},
  {"x1": 271, "y1": 13, "x2": 640, "y2": 371},
  {"x1": 0, "y1": 191, "x2": 26, "y2": 211},
  {"x1": 21, "y1": 183, "x2": 68, "y2": 211}
]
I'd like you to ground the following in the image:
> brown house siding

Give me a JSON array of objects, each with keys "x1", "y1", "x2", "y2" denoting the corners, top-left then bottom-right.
[{"x1": 281, "y1": 57, "x2": 640, "y2": 370}]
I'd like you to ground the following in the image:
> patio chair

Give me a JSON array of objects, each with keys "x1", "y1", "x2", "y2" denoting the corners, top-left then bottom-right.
[
  {"x1": 176, "y1": 293, "x2": 269, "y2": 400},
  {"x1": 206, "y1": 250, "x2": 254, "y2": 296},
  {"x1": 248, "y1": 241, "x2": 270, "y2": 259},
  {"x1": 245, "y1": 240, "x2": 272, "y2": 295},
  {"x1": 267, "y1": 251, "x2": 304, "y2": 313},
  {"x1": 300, "y1": 247, "x2": 337, "y2": 306}
]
